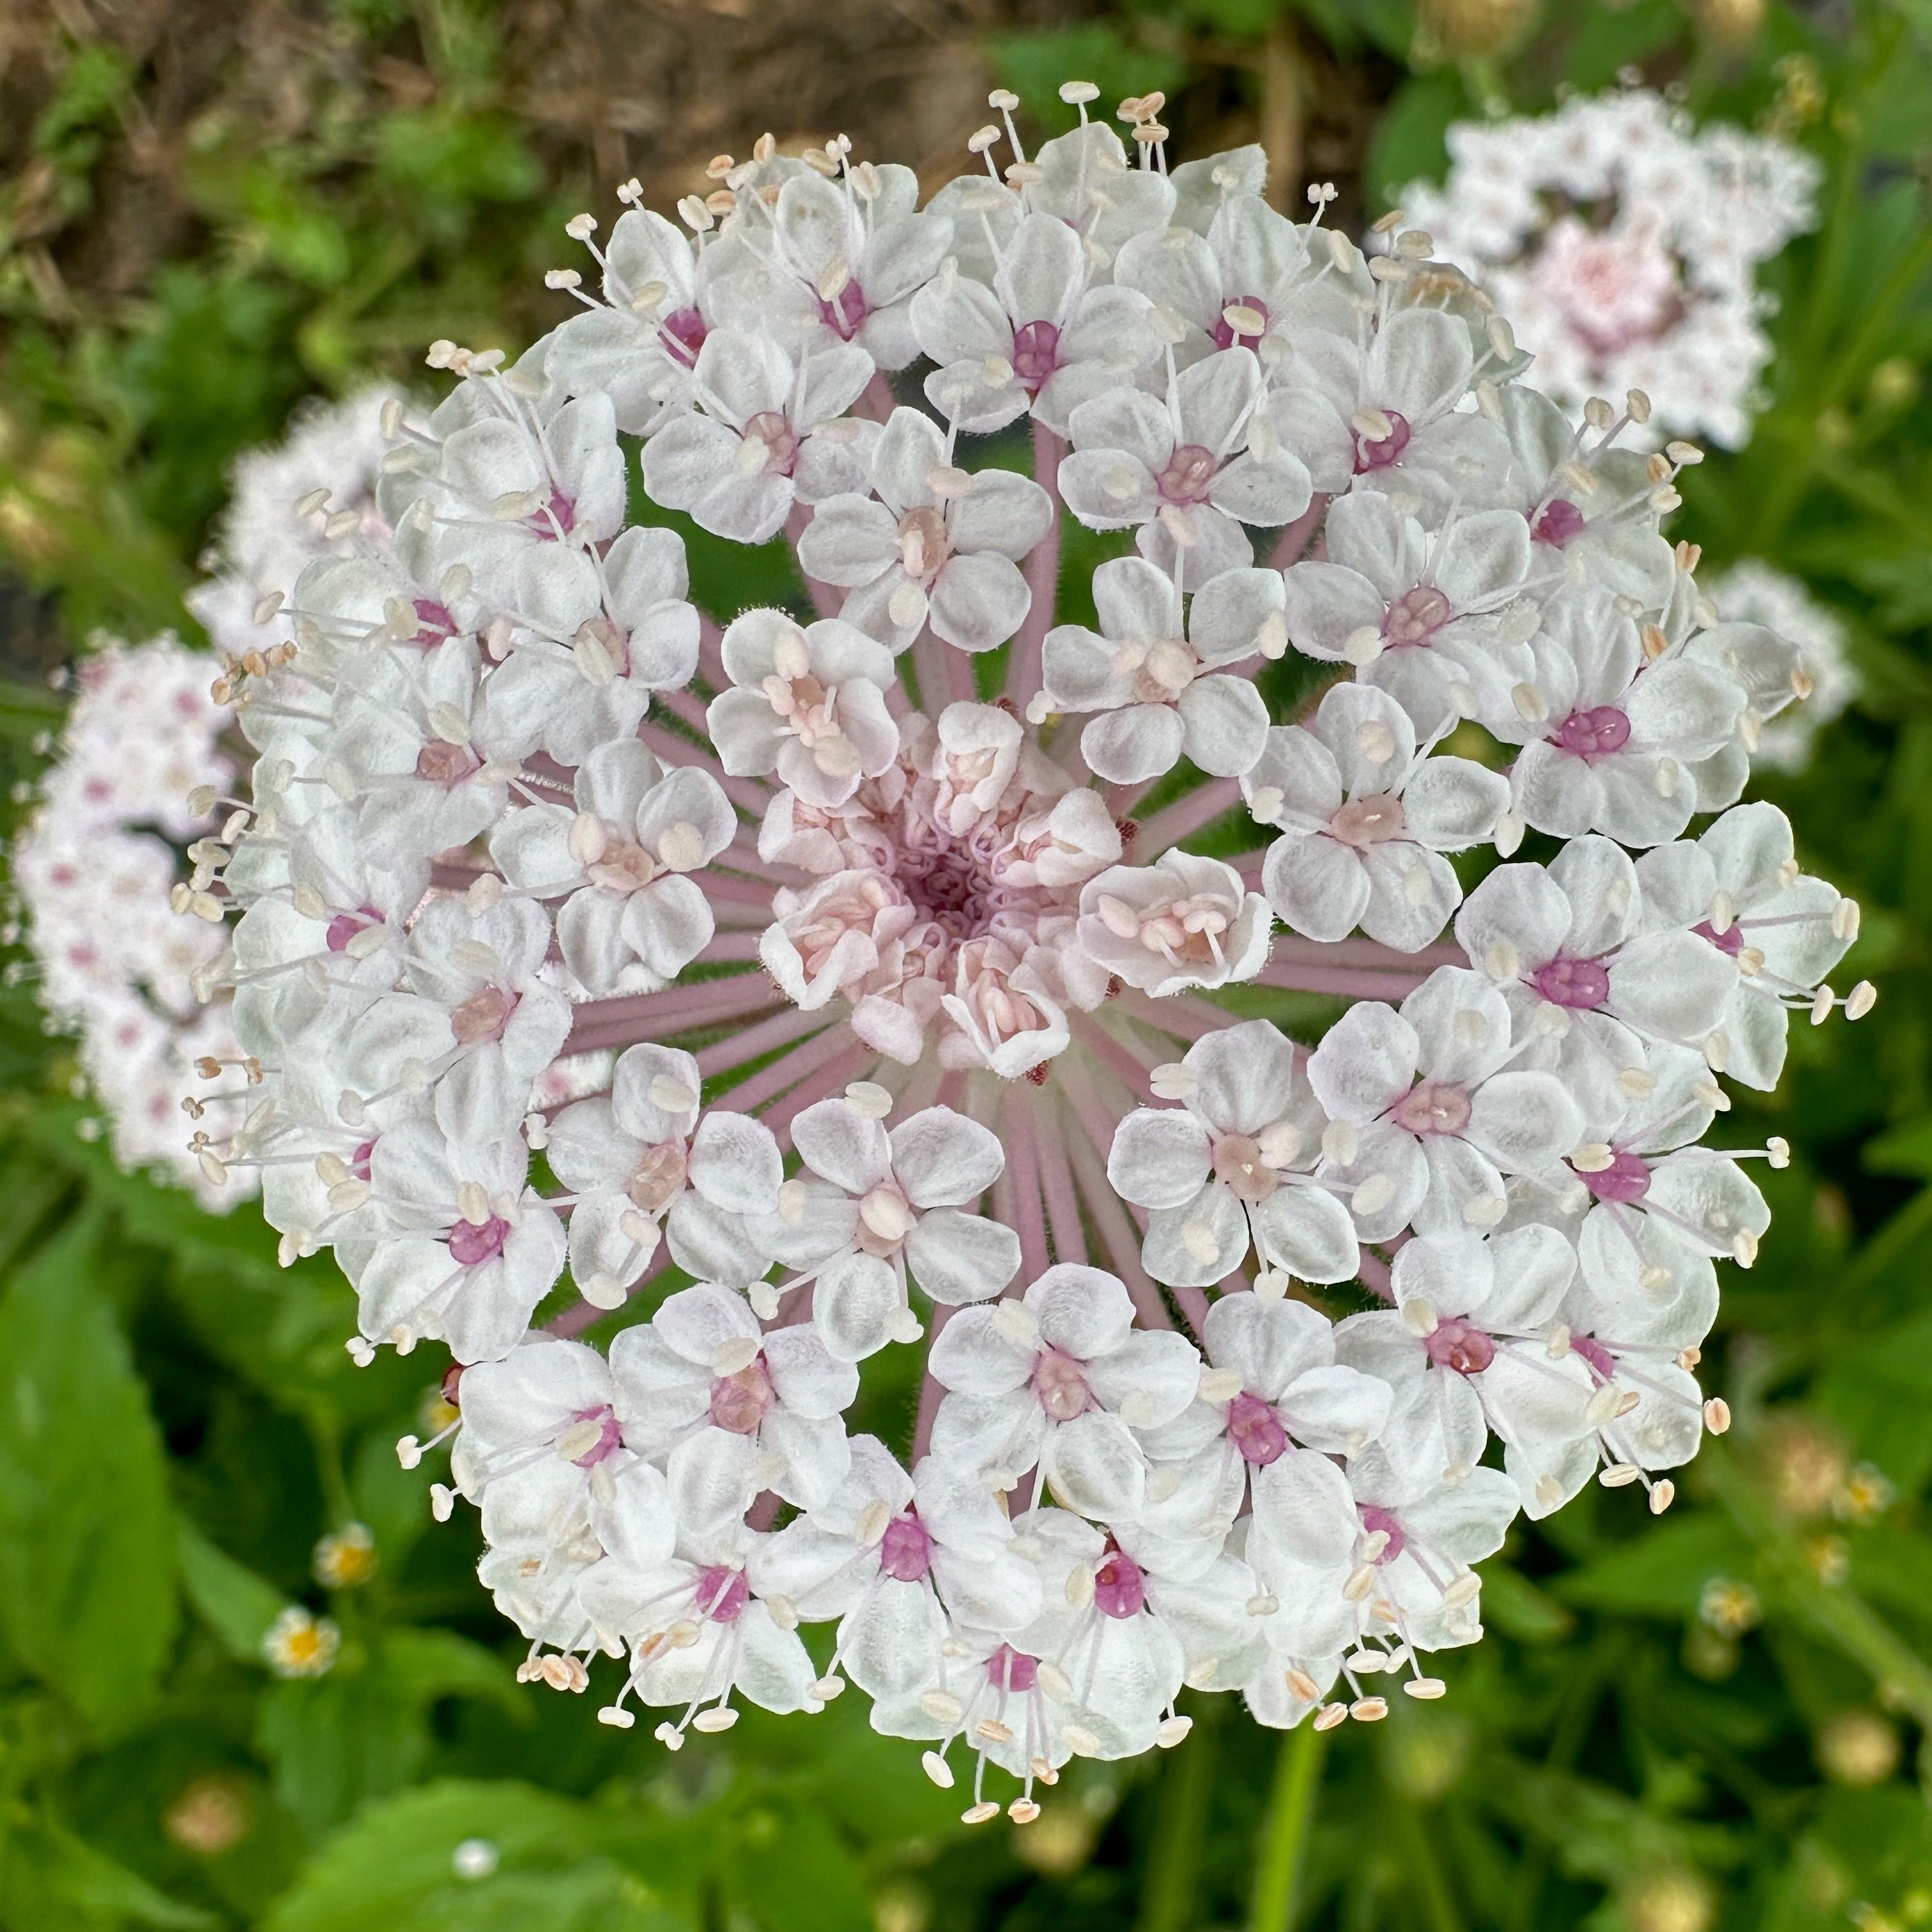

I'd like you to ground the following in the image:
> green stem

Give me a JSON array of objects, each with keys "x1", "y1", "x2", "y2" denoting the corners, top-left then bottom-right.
[
  {"x1": 1248, "y1": 1721, "x2": 1325, "y2": 1932},
  {"x1": 1397, "y1": 1801, "x2": 1464, "y2": 1932},
  {"x1": 1135, "y1": 1699, "x2": 1222, "y2": 1932}
]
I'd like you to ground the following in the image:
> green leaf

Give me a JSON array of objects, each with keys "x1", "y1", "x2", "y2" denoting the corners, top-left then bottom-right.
[
  {"x1": 262, "y1": 1779, "x2": 689, "y2": 1932},
  {"x1": 722, "y1": 1805, "x2": 870, "y2": 1932},
  {"x1": 1477, "y1": 1563, "x2": 1577, "y2": 1644},
  {"x1": 256, "y1": 1627, "x2": 526, "y2": 1837},
  {"x1": 0, "y1": 1213, "x2": 177, "y2": 1736},
  {"x1": 0, "y1": 1813, "x2": 215, "y2": 1932},
  {"x1": 176, "y1": 1521, "x2": 289, "y2": 1660},
  {"x1": 1363, "y1": 70, "x2": 1464, "y2": 208},
  {"x1": 1555, "y1": 1512, "x2": 1754, "y2": 1619},
  {"x1": 985, "y1": 26, "x2": 1186, "y2": 123}
]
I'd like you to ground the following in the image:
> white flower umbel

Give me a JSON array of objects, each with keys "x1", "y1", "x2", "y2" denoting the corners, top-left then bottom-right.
[{"x1": 132, "y1": 84, "x2": 1867, "y2": 1823}]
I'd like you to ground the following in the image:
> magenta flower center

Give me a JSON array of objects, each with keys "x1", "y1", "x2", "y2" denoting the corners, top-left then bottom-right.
[
  {"x1": 1010, "y1": 320, "x2": 1062, "y2": 391},
  {"x1": 1358, "y1": 1503, "x2": 1407, "y2": 1562},
  {"x1": 448, "y1": 1214, "x2": 510, "y2": 1267},
  {"x1": 696, "y1": 1565, "x2": 749, "y2": 1623},
  {"x1": 816, "y1": 279, "x2": 870, "y2": 340},
  {"x1": 1578, "y1": 1147, "x2": 1652, "y2": 1202},
  {"x1": 1423, "y1": 1317, "x2": 1496, "y2": 1376},
  {"x1": 1032, "y1": 1346, "x2": 1092, "y2": 1422},
  {"x1": 1694, "y1": 919, "x2": 1745, "y2": 958},
  {"x1": 878, "y1": 1512, "x2": 933, "y2": 1583},
  {"x1": 1227, "y1": 1389, "x2": 1289, "y2": 1466},
  {"x1": 1392, "y1": 1078, "x2": 1473, "y2": 1137},
  {"x1": 410, "y1": 598, "x2": 458, "y2": 644},
  {"x1": 1533, "y1": 956, "x2": 1611, "y2": 1009},
  {"x1": 1210, "y1": 294, "x2": 1271, "y2": 350},
  {"x1": 709, "y1": 1358, "x2": 776, "y2": 1435},
  {"x1": 986, "y1": 1644, "x2": 1038, "y2": 1693},
  {"x1": 1354, "y1": 409, "x2": 1412, "y2": 471},
  {"x1": 1156, "y1": 443, "x2": 1218, "y2": 507},
  {"x1": 1383, "y1": 585, "x2": 1454, "y2": 648},
  {"x1": 536, "y1": 489, "x2": 576, "y2": 538},
  {"x1": 1571, "y1": 1333, "x2": 1616, "y2": 1381},
  {"x1": 566, "y1": 1404, "x2": 624, "y2": 1466},
  {"x1": 1094, "y1": 1548, "x2": 1147, "y2": 1618},
  {"x1": 325, "y1": 907, "x2": 382, "y2": 953},
  {"x1": 1554, "y1": 706, "x2": 1632, "y2": 759},
  {"x1": 1533, "y1": 498, "x2": 1588, "y2": 548},
  {"x1": 659, "y1": 307, "x2": 707, "y2": 367}
]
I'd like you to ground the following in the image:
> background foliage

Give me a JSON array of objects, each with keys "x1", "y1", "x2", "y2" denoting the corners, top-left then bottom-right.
[{"x1": 3, "y1": 0, "x2": 1932, "y2": 1926}]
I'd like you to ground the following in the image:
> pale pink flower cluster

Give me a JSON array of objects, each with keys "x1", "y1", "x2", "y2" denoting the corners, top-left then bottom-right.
[
  {"x1": 1399, "y1": 89, "x2": 1820, "y2": 448},
  {"x1": 38, "y1": 89, "x2": 1874, "y2": 1823}
]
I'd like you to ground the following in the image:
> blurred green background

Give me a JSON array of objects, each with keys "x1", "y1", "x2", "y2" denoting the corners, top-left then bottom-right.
[{"x1": 4, "y1": 1, "x2": 1932, "y2": 1926}]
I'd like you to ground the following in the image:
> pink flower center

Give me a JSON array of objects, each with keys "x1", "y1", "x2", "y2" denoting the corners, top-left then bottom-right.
[
  {"x1": 1533, "y1": 956, "x2": 1611, "y2": 1009},
  {"x1": 878, "y1": 1512, "x2": 933, "y2": 1583},
  {"x1": 1094, "y1": 1548, "x2": 1146, "y2": 1618},
  {"x1": 1553, "y1": 706, "x2": 1632, "y2": 759},
  {"x1": 1694, "y1": 919, "x2": 1744, "y2": 958},
  {"x1": 696, "y1": 1565, "x2": 749, "y2": 1623},
  {"x1": 1010, "y1": 319, "x2": 1062, "y2": 391},
  {"x1": 1533, "y1": 499, "x2": 1588, "y2": 548},
  {"x1": 1032, "y1": 1346, "x2": 1092, "y2": 1422},
  {"x1": 325, "y1": 907, "x2": 382, "y2": 953},
  {"x1": 535, "y1": 489, "x2": 577, "y2": 538},
  {"x1": 1571, "y1": 1334, "x2": 1616, "y2": 1381},
  {"x1": 416, "y1": 741, "x2": 482, "y2": 788},
  {"x1": 588, "y1": 841, "x2": 663, "y2": 895},
  {"x1": 565, "y1": 1404, "x2": 624, "y2": 1466},
  {"x1": 452, "y1": 985, "x2": 517, "y2": 1045},
  {"x1": 709, "y1": 1358, "x2": 777, "y2": 1434},
  {"x1": 1210, "y1": 295, "x2": 1272, "y2": 350},
  {"x1": 1358, "y1": 1504, "x2": 1407, "y2": 1561},
  {"x1": 449, "y1": 1214, "x2": 510, "y2": 1266},
  {"x1": 660, "y1": 307, "x2": 707, "y2": 367},
  {"x1": 743, "y1": 411, "x2": 801, "y2": 477},
  {"x1": 1330, "y1": 793, "x2": 1406, "y2": 848},
  {"x1": 1392, "y1": 1078, "x2": 1472, "y2": 1137},
  {"x1": 1156, "y1": 443, "x2": 1218, "y2": 507},
  {"x1": 898, "y1": 836, "x2": 997, "y2": 939},
  {"x1": 816, "y1": 279, "x2": 870, "y2": 340},
  {"x1": 986, "y1": 1644, "x2": 1038, "y2": 1693},
  {"x1": 1535, "y1": 213, "x2": 1683, "y2": 356},
  {"x1": 625, "y1": 1140, "x2": 688, "y2": 1213},
  {"x1": 1578, "y1": 1148, "x2": 1652, "y2": 1203},
  {"x1": 1227, "y1": 1389, "x2": 1289, "y2": 1466},
  {"x1": 896, "y1": 506, "x2": 950, "y2": 585},
  {"x1": 1213, "y1": 1133, "x2": 1279, "y2": 1204},
  {"x1": 1354, "y1": 410, "x2": 1412, "y2": 472},
  {"x1": 1423, "y1": 1317, "x2": 1496, "y2": 1376},
  {"x1": 1383, "y1": 585, "x2": 1453, "y2": 648}
]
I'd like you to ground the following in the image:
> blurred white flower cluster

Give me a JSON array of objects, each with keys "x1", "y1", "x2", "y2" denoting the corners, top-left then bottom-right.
[
  {"x1": 9, "y1": 636, "x2": 248, "y2": 1202},
  {"x1": 1399, "y1": 89, "x2": 1820, "y2": 448},
  {"x1": 17, "y1": 85, "x2": 1873, "y2": 1821},
  {"x1": 1706, "y1": 559, "x2": 1856, "y2": 770}
]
